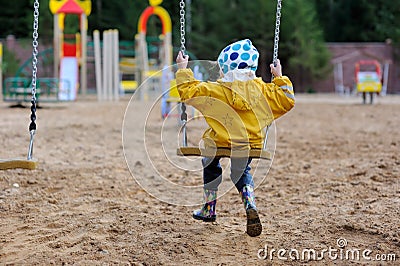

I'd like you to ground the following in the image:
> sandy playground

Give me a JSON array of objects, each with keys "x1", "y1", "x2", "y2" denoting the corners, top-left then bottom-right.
[{"x1": 0, "y1": 93, "x2": 399, "y2": 265}]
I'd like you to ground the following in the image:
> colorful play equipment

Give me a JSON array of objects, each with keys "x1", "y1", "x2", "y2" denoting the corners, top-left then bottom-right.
[
  {"x1": 355, "y1": 60, "x2": 382, "y2": 104},
  {"x1": 49, "y1": 0, "x2": 92, "y2": 99},
  {"x1": 135, "y1": 0, "x2": 173, "y2": 100},
  {"x1": 3, "y1": 0, "x2": 92, "y2": 104},
  {"x1": 93, "y1": 29, "x2": 120, "y2": 101},
  {"x1": 0, "y1": 0, "x2": 40, "y2": 170},
  {"x1": 2, "y1": 77, "x2": 71, "y2": 104},
  {"x1": 2, "y1": 46, "x2": 72, "y2": 104},
  {"x1": 119, "y1": 57, "x2": 138, "y2": 93}
]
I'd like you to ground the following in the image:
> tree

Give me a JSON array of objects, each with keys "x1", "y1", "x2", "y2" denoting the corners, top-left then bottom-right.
[
  {"x1": 0, "y1": 0, "x2": 31, "y2": 38},
  {"x1": 38, "y1": 0, "x2": 54, "y2": 44},
  {"x1": 315, "y1": 0, "x2": 400, "y2": 42},
  {"x1": 187, "y1": 0, "x2": 330, "y2": 87},
  {"x1": 282, "y1": 0, "x2": 331, "y2": 90},
  {"x1": 88, "y1": 0, "x2": 147, "y2": 40}
]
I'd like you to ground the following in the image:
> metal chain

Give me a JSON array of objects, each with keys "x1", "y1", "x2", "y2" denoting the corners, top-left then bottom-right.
[
  {"x1": 31, "y1": 0, "x2": 39, "y2": 101},
  {"x1": 28, "y1": 0, "x2": 40, "y2": 160},
  {"x1": 179, "y1": 0, "x2": 188, "y2": 147},
  {"x1": 272, "y1": 0, "x2": 282, "y2": 65},
  {"x1": 265, "y1": 0, "x2": 283, "y2": 150},
  {"x1": 179, "y1": 0, "x2": 186, "y2": 54}
]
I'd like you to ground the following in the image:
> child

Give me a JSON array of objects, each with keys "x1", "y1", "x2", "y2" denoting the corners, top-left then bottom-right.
[{"x1": 176, "y1": 39, "x2": 295, "y2": 237}]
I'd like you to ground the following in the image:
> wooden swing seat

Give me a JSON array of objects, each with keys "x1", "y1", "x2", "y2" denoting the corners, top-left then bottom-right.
[
  {"x1": 177, "y1": 147, "x2": 272, "y2": 160},
  {"x1": 0, "y1": 158, "x2": 38, "y2": 170}
]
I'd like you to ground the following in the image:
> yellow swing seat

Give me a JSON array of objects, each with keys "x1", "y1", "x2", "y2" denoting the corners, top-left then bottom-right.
[
  {"x1": 0, "y1": 158, "x2": 38, "y2": 170},
  {"x1": 177, "y1": 147, "x2": 272, "y2": 160}
]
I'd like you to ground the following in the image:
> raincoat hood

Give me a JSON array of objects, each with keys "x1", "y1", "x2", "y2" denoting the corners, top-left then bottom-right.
[{"x1": 217, "y1": 39, "x2": 259, "y2": 83}]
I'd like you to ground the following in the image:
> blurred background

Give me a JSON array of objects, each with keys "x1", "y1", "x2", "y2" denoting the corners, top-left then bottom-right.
[{"x1": 0, "y1": 0, "x2": 399, "y2": 95}]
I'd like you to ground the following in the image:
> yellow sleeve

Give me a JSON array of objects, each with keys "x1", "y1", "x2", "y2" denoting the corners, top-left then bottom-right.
[
  {"x1": 176, "y1": 68, "x2": 205, "y2": 101},
  {"x1": 263, "y1": 76, "x2": 295, "y2": 120}
]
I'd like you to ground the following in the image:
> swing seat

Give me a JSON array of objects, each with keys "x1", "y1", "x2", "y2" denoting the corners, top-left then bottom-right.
[
  {"x1": 177, "y1": 147, "x2": 272, "y2": 160},
  {"x1": 0, "y1": 158, "x2": 38, "y2": 170}
]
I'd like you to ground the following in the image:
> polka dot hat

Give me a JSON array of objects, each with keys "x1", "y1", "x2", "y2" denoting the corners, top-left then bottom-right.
[{"x1": 217, "y1": 39, "x2": 259, "y2": 75}]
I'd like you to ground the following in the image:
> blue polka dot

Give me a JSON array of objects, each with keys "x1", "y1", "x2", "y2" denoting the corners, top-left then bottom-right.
[
  {"x1": 243, "y1": 44, "x2": 251, "y2": 51},
  {"x1": 230, "y1": 62, "x2": 238, "y2": 70},
  {"x1": 238, "y1": 62, "x2": 248, "y2": 69},
  {"x1": 230, "y1": 52, "x2": 239, "y2": 60},
  {"x1": 223, "y1": 53, "x2": 228, "y2": 62},
  {"x1": 241, "y1": 53, "x2": 250, "y2": 60},
  {"x1": 223, "y1": 65, "x2": 229, "y2": 74},
  {"x1": 232, "y1": 43, "x2": 241, "y2": 51},
  {"x1": 217, "y1": 39, "x2": 260, "y2": 74}
]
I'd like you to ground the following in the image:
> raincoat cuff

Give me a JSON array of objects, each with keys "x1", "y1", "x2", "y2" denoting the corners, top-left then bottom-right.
[
  {"x1": 176, "y1": 68, "x2": 195, "y2": 83},
  {"x1": 272, "y1": 75, "x2": 291, "y2": 86}
]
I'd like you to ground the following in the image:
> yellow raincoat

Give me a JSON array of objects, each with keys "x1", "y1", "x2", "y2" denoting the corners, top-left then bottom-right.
[{"x1": 176, "y1": 68, "x2": 295, "y2": 149}]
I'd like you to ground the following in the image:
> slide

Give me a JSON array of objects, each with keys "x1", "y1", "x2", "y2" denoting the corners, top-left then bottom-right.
[{"x1": 59, "y1": 56, "x2": 78, "y2": 101}]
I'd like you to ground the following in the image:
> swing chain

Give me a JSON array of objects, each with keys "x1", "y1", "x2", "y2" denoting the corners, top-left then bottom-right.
[
  {"x1": 31, "y1": 0, "x2": 39, "y2": 111},
  {"x1": 28, "y1": 0, "x2": 40, "y2": 160},
  {"x1": 179, "y1": 0, "x2": 186, "y2": 53},
  {"x1": 179, "y1": 0, "x2": 188, "y2": 147},
  {"x1": 264, "y1": 0, "x2": 283, "y2": 150},
  {"x1": 272, "y1": 0, "x2": 282, "y2": 65}
]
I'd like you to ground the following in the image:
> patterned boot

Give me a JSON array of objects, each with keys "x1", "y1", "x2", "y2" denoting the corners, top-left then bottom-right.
[
  {"x1": 193, "y1": 188, "x2": 217, "y2": 222},
  {"x1": 241, "y1": 185, "x2": 262, "y2": 237}
]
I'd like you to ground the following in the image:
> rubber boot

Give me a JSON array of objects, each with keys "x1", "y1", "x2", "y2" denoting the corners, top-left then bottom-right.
[
  {"x1": 241, "y1": 185, "x2": 262, "y2": 237},
  {"x1": 193, "y1": 188, "x2": 217, "y2": 222}
]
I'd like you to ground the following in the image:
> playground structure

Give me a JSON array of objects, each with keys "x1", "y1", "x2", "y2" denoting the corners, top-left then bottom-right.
[
  {"x1": 3, "y1": 77, "x2": 71, "y2": 104},
  {"x1": 355, "y1": 60, "x2": 383, "y2": 104},
  {"x1": 330, "y1": 44, "x2": 392, "y2": 96},
  {"x1": 1, "y1": 0, "x2": 91, "y2": 104},
  {"x1": 50, "y1": 0, "x2": 91, "y2": 100},
  {"x1": 89, "y1": 0, "x2": 174, "y2": 98},
  {"x1": 1, "y1": 46, "x2": 72, "y2": 104},
  {"x1": 93, "y1": 29, "x2": 120, "y2": 101},
  {"x1": 1, "y1": 0, "x2": 181, "y2": 104},
  {"x1": 134, "y1": 0, "x2": 173, "y2": 100}
]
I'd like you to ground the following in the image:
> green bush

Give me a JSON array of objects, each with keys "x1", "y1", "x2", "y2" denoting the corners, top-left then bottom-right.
[{"x1": 1, "y1": 45, "x2": 20, "y2": 78}]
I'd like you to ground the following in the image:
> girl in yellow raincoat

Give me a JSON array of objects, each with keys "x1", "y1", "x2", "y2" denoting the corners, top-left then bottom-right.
[{"x1": 176, "y1": 39, "x2": 295, "y2": 237}]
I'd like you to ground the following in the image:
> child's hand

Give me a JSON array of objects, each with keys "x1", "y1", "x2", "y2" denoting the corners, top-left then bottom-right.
[
  {"x1": 270, "y1": 59, "x2": 282, "y2": 77},
  {"x1": 176, "y1": 51, "x2": 189, "y2": 69}
]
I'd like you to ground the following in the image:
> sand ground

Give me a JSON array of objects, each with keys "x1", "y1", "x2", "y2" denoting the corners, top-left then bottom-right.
[{"x1": 0, "y1": 93, "x2": 399, "y2": 265}]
